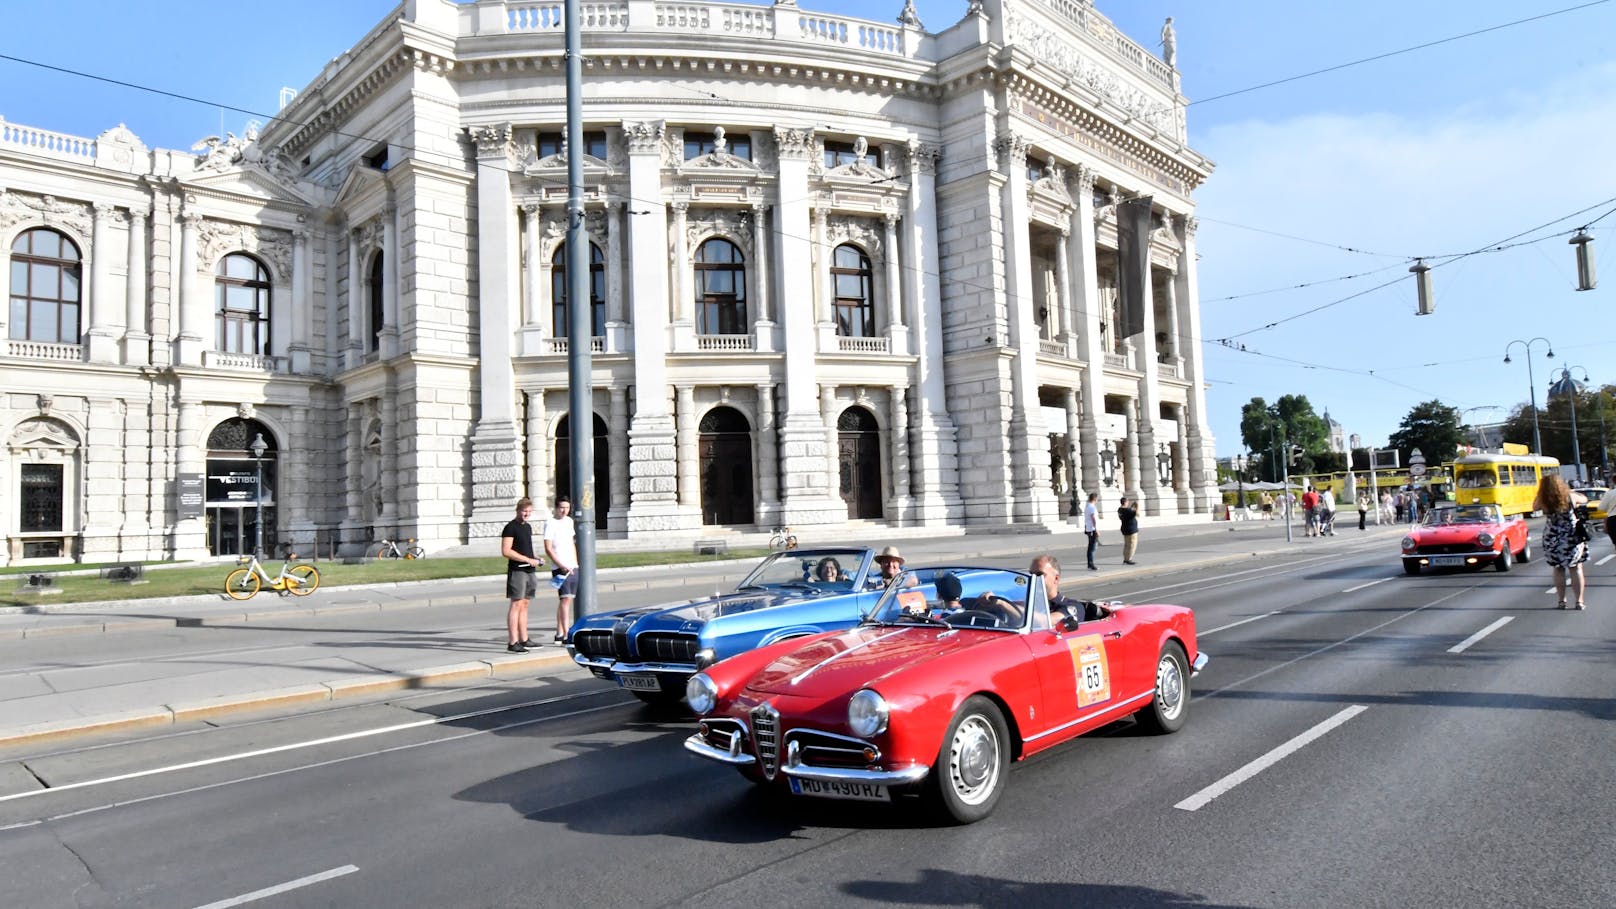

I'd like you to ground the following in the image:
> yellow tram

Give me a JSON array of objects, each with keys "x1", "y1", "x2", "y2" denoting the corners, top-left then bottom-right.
[{"x1": 1451, "y1": 451, "x2": 1560, "y2": 516}]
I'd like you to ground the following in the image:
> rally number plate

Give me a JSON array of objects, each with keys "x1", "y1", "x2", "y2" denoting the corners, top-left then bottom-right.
[{"x1": 788, "y1": 777, "x2": 891, "y2": 802}]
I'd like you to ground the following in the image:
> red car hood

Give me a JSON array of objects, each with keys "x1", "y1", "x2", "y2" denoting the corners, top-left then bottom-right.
[{"x1": 745, "y1": 624, "x2": 1005, "y2": 698}]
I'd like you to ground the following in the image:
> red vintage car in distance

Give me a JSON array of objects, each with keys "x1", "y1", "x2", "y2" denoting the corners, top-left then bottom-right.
[
  {"x1": 683, "y1": 565, "x2": 1207, "y2": 824},
  {"x1": 1401, "y1": 504, "x2": 1531, "y2": 575}
]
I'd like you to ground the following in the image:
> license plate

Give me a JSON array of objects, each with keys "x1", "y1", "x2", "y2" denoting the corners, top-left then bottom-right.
[
  {"x1": 616, "y1": 673, "x2": 660, "y2": 692},
  {"x1": 1431, "y1": 555, "x2": 1466, "y2": 566},
  {"x1": 788, "y1": 777, "x2": 890, "y2": 802}
]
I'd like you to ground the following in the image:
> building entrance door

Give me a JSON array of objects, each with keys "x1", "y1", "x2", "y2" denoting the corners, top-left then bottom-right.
[
  {"x1": 699, "y1": 406, "x2": 754, "y2": 525},
  {"x1": 837, "y1": 407, "x2": 883, "y2": 519}
]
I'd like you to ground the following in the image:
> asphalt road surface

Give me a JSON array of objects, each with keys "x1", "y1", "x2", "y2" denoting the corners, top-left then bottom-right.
[{"x1": 1, "y1": 537, "x2": 1611, "y2": 908}]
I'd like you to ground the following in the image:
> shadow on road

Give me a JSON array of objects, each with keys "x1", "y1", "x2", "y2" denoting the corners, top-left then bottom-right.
[{"x1": 841, "y1": 868, "x2": 1258, "y2": 908}]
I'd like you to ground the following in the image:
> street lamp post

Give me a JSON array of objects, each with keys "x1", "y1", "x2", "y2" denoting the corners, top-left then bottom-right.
[
  {"x1": 1503, "y1": 338, "x2": 1554, "y2": 455},
  {"x1": 248, "y1": 433, "x2": 267, "y2": 558},
  {"x1": 1548, "y1": 367, "x2": 1584, "y2": 484},
  {"x1": 1232, "y1": 453, "x2": 1248, "y2": 510},
  {"x1": 1553, "y1": 366, "x2": 1606, "y2": 484}
]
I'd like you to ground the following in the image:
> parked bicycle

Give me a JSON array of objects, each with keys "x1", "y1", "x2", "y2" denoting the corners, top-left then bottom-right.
[
  {"x1": 224, "y1": 552, "x2": 320, "y2": 600},
  {"x1": 373, "y1": 537, "x2": 425, "y2": 560},
  {"x1": 768, "y1": 525, "x2": 798, "y2": 550}
]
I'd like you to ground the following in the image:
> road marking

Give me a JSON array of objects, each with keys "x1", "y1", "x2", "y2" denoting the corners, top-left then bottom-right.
[
  {"x1": 1200, "y1": 611, "x2": 1279, "y2": 636},
  {"x1": 1342, "y1": 576, "x2": 1395, "y2": 593},
  {"x1": 192, "y1": 865, "x2": 358, "y2": 909},
  {"x1": 0, "y1": 689, "x2": 628, "y2": 805},
  {"x1": 1598, "y1": 553, "x2": 1614, "y2": 566},
  {"x1": 1174, "y1": 706, "x2": 1368, "y2": 812},
  {"x1": 1449, "y1": 617, "x2": 1513, "y2": 654}
]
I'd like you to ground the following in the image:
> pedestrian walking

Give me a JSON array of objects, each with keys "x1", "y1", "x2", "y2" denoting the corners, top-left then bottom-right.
[
  {"x1": 1535, "y1": 476, "x2": 1589, "y2": 609},
  {"x1": 1260, "y1": 491, "x2": 1274, "y2": 519},
  {"x1": 1357, "y1": 494, "x2": 1368, "y2": 531},
  {"x1": 1302, "y1": 487, "x2": 1320, "y2": 537},
  {"x1": 1117, "y1": 496, "x2": 1139, "y2": 564},
  {"x1": 1319, "y1": 487, "x2": 1336, "y2": 536},
  {"x1": 542, "y1": 495, "x2": 579, "y2": 642},
  {"x1": 1083, "y1": 493, "x2": 1101, "y2": 570},
  {"x1": 499, "y1": 497, "x2": 544, "y2": 652}
]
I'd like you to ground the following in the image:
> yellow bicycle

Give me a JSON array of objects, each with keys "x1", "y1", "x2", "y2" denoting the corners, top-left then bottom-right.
[{"x1": 224, "y1": 552, "x2": 320, "y2": 600}]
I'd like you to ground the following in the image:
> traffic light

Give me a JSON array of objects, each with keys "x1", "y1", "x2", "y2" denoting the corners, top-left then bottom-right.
[{"x1": 1289, "y1": 445, "x2": 1304, "y2": 466}]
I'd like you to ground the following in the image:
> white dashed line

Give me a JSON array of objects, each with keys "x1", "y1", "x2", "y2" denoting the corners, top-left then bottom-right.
[
  {"x1": 1449, "y1": 617, "x2": 1514, "y2": 654},
  {"x1": 1598, "y1": 553, "x2": 1614, "y2": 566},
  {"x1": 1199, "y1": 611, "x2": 1280, "y2": 636},
  {"x1": 192, "y1": 865, "x2": 358, "y2": 908},
  {"x1": 1342, "y1": 576, "x2": 1396, "y2": 593},
  {"x1": 1175, "y1": 706, "x2": 1368, "y2": 812}
]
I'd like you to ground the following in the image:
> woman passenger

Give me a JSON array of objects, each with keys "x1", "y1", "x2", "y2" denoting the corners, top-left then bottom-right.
[
  {"x1": 813, "y1": 557, "x2": 844, "y2": 584},
  {"x1": 1534, "y1": 475, "x2": 1588, "y2": 610}
]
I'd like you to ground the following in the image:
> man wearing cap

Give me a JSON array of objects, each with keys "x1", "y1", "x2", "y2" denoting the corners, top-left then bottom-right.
[{"x1": 868, "y1": 545, "x2": 915, "y2": 589}]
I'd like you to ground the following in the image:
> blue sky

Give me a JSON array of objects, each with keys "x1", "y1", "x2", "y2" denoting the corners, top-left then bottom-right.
[{"x1": 3, "y1": 0, "x2": 1612, "y2": 458}]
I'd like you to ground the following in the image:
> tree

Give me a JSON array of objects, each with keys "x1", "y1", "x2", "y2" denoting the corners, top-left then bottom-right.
[
  {"x1": 1239, "y1": 394, "x2": 1328, "y2": 479},
  {"x1": 1388, "y1": 400, "x2": 1464, "y2": 466}
]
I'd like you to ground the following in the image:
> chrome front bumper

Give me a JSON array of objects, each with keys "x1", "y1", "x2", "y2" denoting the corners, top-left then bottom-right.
[
  {"x1": 684, "y1": 731, "x2": 930, "y2": 786},
  {"x1": 1191, "y1": 652, "x2": 1209, "y2": 677}
]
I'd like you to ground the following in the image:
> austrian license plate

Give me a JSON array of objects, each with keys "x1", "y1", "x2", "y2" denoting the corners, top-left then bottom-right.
[
  {"x1": 616, "y1": 673, "x2": 660, "y2": 692},
  {"x1": 1431, "y1": 555, "x2": 1466, "y2": 566},
  {"x1": 788, "y1": 777, "x2": 890, "y2": 802}
]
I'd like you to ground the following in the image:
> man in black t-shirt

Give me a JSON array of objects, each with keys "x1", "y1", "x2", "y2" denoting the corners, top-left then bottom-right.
[
  {"x1": 1032, "y1": 554, "x2": 1100, "y2": 625},
  {"x1": 500, "y1": 497, "x2": 544, "y2": 652}
]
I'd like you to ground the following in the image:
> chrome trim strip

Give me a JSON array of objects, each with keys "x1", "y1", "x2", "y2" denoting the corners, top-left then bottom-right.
[
  {"x1": 1406, "y1": 549, "x2": 1502, "y2": 559},
  {"x1": 1191, "y1": 652, "x2": 1209, "y2": 676},
  {"x1": 1023, "y1": 690, "x2": 1153, "y2": 742},
  {"x1": 571, "y1": 652, "x2": 615, "y2": 671},
  {"x1": 790, "y1": 628, "x2": 910, "y2": 685},
  {"x1": 785, "y1": 728, "x2": 877, "y2": 749},
  {"x1": 781, "y1": 762, "x2": 930, "y2": 785},
  {"x1": 610, "y1": 661, "x2": 697, "y2": 675},
  {"x1": 685, "y1": 734, "x2": 757, "y2": 766}
]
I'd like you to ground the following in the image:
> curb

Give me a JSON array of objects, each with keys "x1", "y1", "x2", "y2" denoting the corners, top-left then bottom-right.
[{"x1": 0, "y1": 649, "x2": 575, "y2": 751}]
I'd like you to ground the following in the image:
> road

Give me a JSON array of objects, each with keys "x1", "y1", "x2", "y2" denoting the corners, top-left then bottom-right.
[{"x1": 0, "y1": 533, "x2": 1611, "y2": 908}]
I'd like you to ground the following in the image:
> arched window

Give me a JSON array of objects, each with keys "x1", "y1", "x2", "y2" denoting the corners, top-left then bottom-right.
[
  {"x1": 367, "y1": 252, "x2": 384, "y2": 353},
  {"x1": 551, "y1": 242, "x2": 606, "y2": 336},
  {"x1": 831, "y1": 244, "x2": 874, "y2": 337},
  {"x1": 215, "y1": 253, "x2": 271, "y2": 355},
  {"x1": 8, "y1": 228, "x2": 82, "y2": 344},
  {"x1": 695, "y1": 238, "x2": 745, "y2": 335}
]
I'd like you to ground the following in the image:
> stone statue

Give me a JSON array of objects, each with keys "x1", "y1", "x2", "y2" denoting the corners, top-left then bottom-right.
[{"x1": 1160, "y1": 17, "x2": 1177, "y2": 68}]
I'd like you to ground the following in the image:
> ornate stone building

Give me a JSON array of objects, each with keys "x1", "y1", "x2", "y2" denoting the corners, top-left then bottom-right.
[{"x1": 0, "y1": 0, "x2": 1215, "y2": 564}]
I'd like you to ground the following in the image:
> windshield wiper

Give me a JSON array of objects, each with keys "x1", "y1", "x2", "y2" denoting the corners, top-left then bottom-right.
[{"x1": 892, "y1": 612, "x2": 949, "y2": 627}]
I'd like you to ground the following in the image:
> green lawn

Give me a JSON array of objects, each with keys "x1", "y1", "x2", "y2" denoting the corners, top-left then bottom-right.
[{"x1": 1, "y1": 548, "x2": 769, "y2": 608}]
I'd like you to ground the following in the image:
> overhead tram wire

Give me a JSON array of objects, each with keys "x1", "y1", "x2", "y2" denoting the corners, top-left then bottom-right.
[{"x1": 1186, "y1": 0, "x2": 1614, "y2": 107}]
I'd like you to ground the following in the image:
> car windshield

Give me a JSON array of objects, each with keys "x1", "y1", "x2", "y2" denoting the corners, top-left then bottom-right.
[
  {"x1": 865, "y1": 567, "x2": 1035, "y2": 632},
  {"x1": 1422, "y1": 505, "x2": 1498, "y2": 526},
  {"x1": 739, "y1": 549, "x2": 867, "y2": 592}
]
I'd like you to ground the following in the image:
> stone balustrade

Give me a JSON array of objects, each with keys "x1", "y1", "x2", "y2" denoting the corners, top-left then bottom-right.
[
  {"x1": 696, "y1": 333, "x2": 754, "y2": 351},
  {"x1": 542, "y1": 336, "x2": 606, "y2": 354},
  {"x1": 203, "y1": 350, "x2": 287, "y2": 372},
  {"x1": 1032, "y1": 0, "x2": 1175, "y2": 90},
  {"x1": 0, "y1": 117, "x2": 95, "y2": 163},
  {"x1": 3, "y1": 339, "x2": 85, "y2": 361},
  {"x1": 836, "y1": 335, "x2": 890, "y2": 354}
]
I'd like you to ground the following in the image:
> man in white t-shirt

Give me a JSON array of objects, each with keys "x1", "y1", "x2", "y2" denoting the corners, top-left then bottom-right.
[
  {"x1": 1083, "y1": 492, "x2": 1101, "y2": 571},
  {"x1": 542, "y1": 496, "x2": 579, "y2": 644}
]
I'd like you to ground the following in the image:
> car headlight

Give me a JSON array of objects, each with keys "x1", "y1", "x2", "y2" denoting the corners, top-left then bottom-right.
[
  {"x1": 685, "y1": 673, "x2": 718, "y2": 715},
  {"x1": 694, "y1": 648, "x2": 717, "y2": 669},
  {"x1": 847, "y1": 689, "x2": 889, "y2": 738},
  {"x1": 1401, "y1": 536, "x2": 1416, "y2": 551},
  {"x1": 1476, "y1": 532, "x2": 1494, "y2": 548}
]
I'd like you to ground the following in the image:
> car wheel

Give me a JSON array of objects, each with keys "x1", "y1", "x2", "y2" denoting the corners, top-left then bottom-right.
[
  {"x1": 929, "y1": 695, "x2": 1009, "y2": 824},
  {"x1": 1519, "y1": 536, "x2": 1531, "y2": 563},
  {"x1": 1495, "y1": 545, "x2": 1513, "y2": 572},
  {"x1": 1135, "y1": 642, "x2": 1190, "y2": 735},
  {"x1": 1403, "y1": 560, "x2": 1421, "y2": 576}
]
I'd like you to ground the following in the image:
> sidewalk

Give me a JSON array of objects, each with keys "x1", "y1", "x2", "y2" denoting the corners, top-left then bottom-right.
[{"x1": 0, "y1": 518, "x2": 1404, "y2": 751}]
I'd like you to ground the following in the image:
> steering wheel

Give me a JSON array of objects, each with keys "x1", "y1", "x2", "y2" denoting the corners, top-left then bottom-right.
[{"x1": 945, "y1": 609, "x2": 1002, "y2": 628}]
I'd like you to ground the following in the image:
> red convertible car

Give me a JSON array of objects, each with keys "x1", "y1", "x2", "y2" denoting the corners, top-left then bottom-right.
[
  {"x1": 1400, "y1": 504, "x2": 1531, "y2": 574},
  {"x1": 683, "y1": 565, "x2": 1207, "y2": 823}
]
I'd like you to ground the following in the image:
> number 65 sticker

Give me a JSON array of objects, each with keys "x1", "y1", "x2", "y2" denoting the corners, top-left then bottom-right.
[{"x1": 1067, "y1": 634, "x2": 1112, "y2": 707}]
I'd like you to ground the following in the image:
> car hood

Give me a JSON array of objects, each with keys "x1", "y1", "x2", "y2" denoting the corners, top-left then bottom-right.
[
  {"x1": 744, "y1": 624, "x2": 1003, "y2": 698},
  {"x1": 580, "y1": 588, "x2": 823, "y2": 630},
  {"x1": 1410, "y1": 525, "x2": 1504, "y2": 543}
]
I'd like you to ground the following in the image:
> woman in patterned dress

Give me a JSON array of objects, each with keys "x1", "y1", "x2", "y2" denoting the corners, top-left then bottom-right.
[{"x1": 1534, "y1": 475, "x2": 1588, "y2": 609}]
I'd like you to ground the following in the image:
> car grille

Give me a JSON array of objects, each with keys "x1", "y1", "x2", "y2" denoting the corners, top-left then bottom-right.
[
  {"x1": 636, "y1": 632, "x2": 699, "y2": 664},
  {"x1": 573, "y1": 630, "x2": 616, "y2": 659},
  {"x1": 697, "y1": 718, "x2": 746, "y2": 752},
  {"x1": 751, "y1": 704, "x2": 780, "y2": 779},
  {"x1": 611, "y1": 623, "x2": 633, "y2": 660},
  {"x1": 788, "y1": 729, "x2": 877, "y2": 768}
]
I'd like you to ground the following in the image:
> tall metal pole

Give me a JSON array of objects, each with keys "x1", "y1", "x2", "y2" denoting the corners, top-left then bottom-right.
[
  {"x1": 1281, "y1": 436, "x2": 1293, "y2": 544},
  {"x1": 250, "y1": 433, "x2": 267, "y2": 558},
  {"x1": 1504, "y1": 338, "x2": 1553, "y2": 456},
  {"x1": 565, "y1": 0, "x2": 597, "y2": 618}
]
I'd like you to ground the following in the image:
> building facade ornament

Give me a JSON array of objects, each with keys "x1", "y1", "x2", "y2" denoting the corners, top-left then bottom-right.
[
  {"x1": 905, "y1": 141, "x2": 941, "y2": 176},
  {"x1": 195, "y1": 219, "x2": 294, "y2": 278},
  {"x1": 995, "y1": 133, "x2": 1032, "y2": 170},
  {"x1": 0, "y1": 190, "x2": 92, "y2": 237},
  {"x1": 824, "y1": 213, "x2": 883, "y2": 258},
  {"x1": 468, "y1": 123, "x2": 515, "y2": 159},
  {"x1": 773, "y1": 126, "x2": 817, "y2": 161},
  {"x1": 688, "y1": 207, "x2": 755, "y2": 257},
  {"x1": 1002, "y1": 12, "x2": 1177, "y2": 134}
]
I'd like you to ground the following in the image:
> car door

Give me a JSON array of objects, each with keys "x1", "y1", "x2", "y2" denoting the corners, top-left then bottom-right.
[{"x1": 1026, "y1": 608, "x2": 1154, "y2": 742}]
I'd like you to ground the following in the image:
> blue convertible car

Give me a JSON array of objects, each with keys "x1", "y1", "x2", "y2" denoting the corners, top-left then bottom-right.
[{"x1": 567, "y1": 547, "x2": 884, "y2": 704}]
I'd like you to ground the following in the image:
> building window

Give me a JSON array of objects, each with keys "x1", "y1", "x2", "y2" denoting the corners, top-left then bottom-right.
[
  {"x1": 823, "y1": 140, "x2": 862, "y2": 169},
  {"x1": 684, "y1": 129, "x2": 751, "y2": 161},
  {"x1": 8, "y1": 228, "x2": 82, "y2": 344},
  {"x1": 695, "y1": 238, "x2": 746, "y2": 335},
  {"x1": 367, "y1": 252, "x2": 384, "y2": 353},
  {"x1": 831, "y1": 244, "x2": 875, "y2": 337},
  {"x1": 215, "y1": 253, "x2": 271, "y2": 355},
  {"x1": 1027, "y1": 160, "x2": 1047, "y2": 182},
  {"x1": 537, "y1": 131, "x2": 607, "y2": 160},
  {"x1": 19, "y1": 463, "x2": 64, "y2": 532},
  {"x1": 551, "y1": 242, "x2": 606, "y2": 336}
]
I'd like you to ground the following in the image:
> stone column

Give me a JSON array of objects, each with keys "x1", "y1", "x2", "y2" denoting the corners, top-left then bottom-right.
[
  {"x1": 751, "y1": 200, "x2": 774, "y2": 350},
  {"x1": 998, "y1": 132, "x2": 1053, "y2": 523},
  {"x1": 774, "y1": 126, "x2": 836, "y2": 524},
  {"x1": 286, "y1": 405, "x2": 316, "y2": 551},
  {"x1": 605, "y1": 201, "x2": 625, "y2": 353},
  {"x1": 882, "y1": 211, "x2": 909, "y2": 355},
  {"x1": 675, "y1": 384, "x2": 699, "y2": 509},
  {"x1": 814, "y1": 207, "x2": 832, "y2": 326},
  {"x1": 1130, "y1": 206, "x2": 1164, "y2": 514},
  {"x1": 119, "y1": 391, "x2": 151, "y2": 549},
  {"x1": 80, "y1": 396, "x2": 122, "y2": 559},
  {"x1": 523, "y1": 204, "x2": 543, "y2": 327},
  {"x1": 176, "y1": 210, "x2": 205, "y2": 366},
  {"x1": 345, "y1": 226, "x2": 363, "y2": 369},
  {"x1": 903, "y1": 140, "x2": 961, "y2": 523},
  {"x1": 123, "y1": 208, "x2": 150, "y2": 366},
  {"x1": 1055, "y1": 225, "x2": 1076, "y2": 358},
  {"x1": 467, "y1": 124, "x2": 523, "y2": 539},
  {"x1": 821, "y1": 384, "x2": 843, "y2": 518},
  {"x1": 1070, "y1": 166, "x2": 1105, "y2": 498},
  {"x1": 341, "y1": 401, "x2": 365, "y2": 547},
  {"x1": 1124, "y1": 403, "x2": 1142, "y2": 506},
  {"x1": 1064, "y1": 387, "x2": 1082, "y2": 522},
  {"x1": 173, "y1": 398, "x2": 208, "y2": 558},
  {"x1": 889, "y1": 386, "x2": 911, "y2": 522},
  {"x1": 755, "y1": 382, "x2": 780, "y2": 525},
  {"x1": 524, "y1": 389, "x2": 550, "y2": 504},
  {"x1": 289, "y1": 228, "x2": 312, "y2": 373},
  {"x1": 621, "y1": 120, "x2": 683, "y2": 532},
  {"x1": 607, "y1": 385, "x2": 630, "y2": 531},
  {"x1": 1177, "y1": 216, "x2": 1216, "y2": 511},
  {"x1": 378, "y1": 383, "x2": 399, "y2": 521},
  {"x1": 87, "y1": 204, "x2": 121, "y2": 362},
  {"x1": 670, "y1": 200, "x2": 690, "y2": 324},
  {"x1": 380, "y1": 204, "x2": 400, "y2": 359}
]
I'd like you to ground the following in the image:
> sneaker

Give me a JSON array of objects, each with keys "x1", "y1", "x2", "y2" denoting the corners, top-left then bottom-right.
[
  {"x1": 1088, "y1": 565, "x2": 1098, "y2": 571},
  {"x1": 519, "y1": 640, "x2": 539, "y2": 648},
  {"x1": 1123, "y1": 560, "x2": 1136, "y2": 565},
  {"x1": 507, "y1": 642, "x2": 529, "y2": 653}
]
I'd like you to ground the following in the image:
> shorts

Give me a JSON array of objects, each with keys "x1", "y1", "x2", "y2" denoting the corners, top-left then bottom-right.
[
  {"x1": 552, "y1": 568, "x2": 578, "y2": 597},
  {"x1": 506, "y1": 569, "x2": 539, "y2": 600}
]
